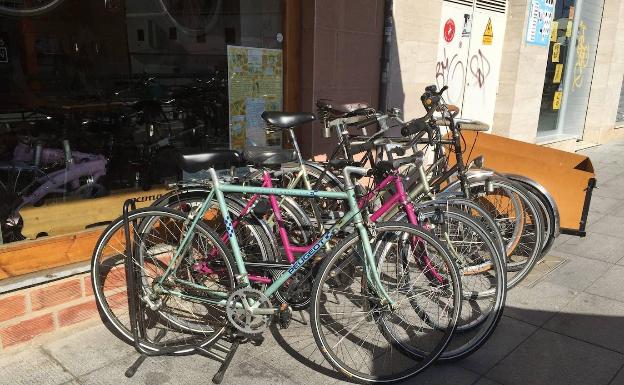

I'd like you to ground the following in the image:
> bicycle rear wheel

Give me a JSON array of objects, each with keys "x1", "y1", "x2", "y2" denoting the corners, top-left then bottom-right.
[
  {"x1": 395, "y1": 206, "x2": 506, "y2": 360},
  {"x1": 310, "y1": 222, "x2": 461, "y2": 383},
  {"x1": 452, "y1": 176, "x2": 544, "y2": 288}
]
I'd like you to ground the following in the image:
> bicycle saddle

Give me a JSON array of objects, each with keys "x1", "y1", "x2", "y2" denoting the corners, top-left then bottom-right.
[
  {"x1": 177, "y1": 150, "x2": 243, "y2": 173},
  {"x1": 316, "y1": 99, "x2": 370, "y2": 116},
  {"x1": 243, "y1": 146, "x2": 297, "y2": 167},
  {"x1": 261, "y1": 111, "x2": 316, "y2": 129}
]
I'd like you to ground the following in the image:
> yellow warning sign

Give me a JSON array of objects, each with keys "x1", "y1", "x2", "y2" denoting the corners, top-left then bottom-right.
[
  {"x1": 552, "y1": 43, "x2": 561, "y2": 63},
  {"x1": 550, "y1": 21, "x2": 559, "y2": 42},
  {"x1": 553, "y1": 63, "x2": 564, "y2": 83},
  {"x1": 553, "y1": 91, "x2": 562, "y2": 110},
  {"x1": 483, "y1": 18, "x2": 493, "y2": 45}
]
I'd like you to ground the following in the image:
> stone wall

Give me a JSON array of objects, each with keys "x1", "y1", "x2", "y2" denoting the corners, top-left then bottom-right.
[
  {"x1": 583, "y1": 0, "x2": 624, "y2": 144},
  {"x1": 492, "y1": 0, "x2": 549, "y2": 143},
  {"x1": 385, "y1": 0, "x2": 442, "y2": 122}
]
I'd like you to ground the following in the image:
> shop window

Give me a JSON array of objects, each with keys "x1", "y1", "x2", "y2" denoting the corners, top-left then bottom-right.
[
  {"x1": 0, "y1": 0, "x2": 284, "y2": 259},
  {"x1": 537, "y1": 0, "x2": 605, "y2": 140}
]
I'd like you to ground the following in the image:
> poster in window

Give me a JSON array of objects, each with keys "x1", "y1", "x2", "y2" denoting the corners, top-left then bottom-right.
[
  {"x1": 227, "y1": 45, "x2": 283, "y2": 151},
  {"x1": 526, "y1": 0, "x2": 555, "y2": 47}
]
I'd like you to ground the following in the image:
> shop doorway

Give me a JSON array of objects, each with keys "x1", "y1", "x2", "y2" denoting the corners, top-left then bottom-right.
[{"x1": 536, "y1": 0, "x2": 605, "y2": 141}]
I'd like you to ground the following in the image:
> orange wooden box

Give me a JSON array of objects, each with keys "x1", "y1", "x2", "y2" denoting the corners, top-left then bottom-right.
[{"x1": 459, "y1": 131, "x2": 596, "y2": 234}]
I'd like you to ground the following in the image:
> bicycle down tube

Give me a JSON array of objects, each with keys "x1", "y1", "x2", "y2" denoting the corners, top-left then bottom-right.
[{"x1": 154, "y1": 166, "x2": 397, "y2": 309}]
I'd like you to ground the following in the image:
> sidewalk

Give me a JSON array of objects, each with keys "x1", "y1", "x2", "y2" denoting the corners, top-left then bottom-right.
[{"x1": 2, "y1": 140, "x2": 624, "y2": 385}]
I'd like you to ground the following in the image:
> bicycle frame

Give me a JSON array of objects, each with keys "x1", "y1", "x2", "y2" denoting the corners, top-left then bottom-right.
[{"x1": 152, "y1": 166, "x2": 396, "y2": 309}]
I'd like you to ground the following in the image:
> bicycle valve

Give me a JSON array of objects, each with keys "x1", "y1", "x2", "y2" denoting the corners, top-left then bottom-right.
[
  {"x1": 34, "y1": 143, "x2": 43, "y2": 168},
  {"x1": 62, "y1": 139, "x2": 73, "y2": 164}
]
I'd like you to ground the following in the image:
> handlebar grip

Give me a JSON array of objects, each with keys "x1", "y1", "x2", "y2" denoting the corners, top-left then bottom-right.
[
  {"x1": 439, "y1": 85, "x2": 448, "y2": 95},
  {"x1": 401, "y1": 118, "x2": 428, "y2": 137}
]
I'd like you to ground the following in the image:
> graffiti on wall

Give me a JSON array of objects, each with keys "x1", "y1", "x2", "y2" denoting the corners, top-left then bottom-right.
[
  {"x1": 435, "y1": 47, "x2": 466, "y2": 104},
  {"x1": 469, "y1": 49, "x2": 491, "y2": 89},
  {"x1": 573, "y1": 21, "x2": 588, "y2": 88}
]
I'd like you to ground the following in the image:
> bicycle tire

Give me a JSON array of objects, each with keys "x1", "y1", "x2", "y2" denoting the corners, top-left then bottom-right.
[
  {"x1": 458, "y1": 177, "x2": 544, "y2": 288},
  {"x1": 515, "y1": 181, "x2": 557, "y2": 257},
  {"x1": 310, "y1": 222, "x2": 462, "y2": 383},
  {"x1": 390, "y1": 207, "x2": 506, "y2": 360},
  {"x1": 91, "y1": 208, "x2": 235, "y2": 353},
  {"x1": 91, "y1": 198, "x2": 270, "y2": 348}
]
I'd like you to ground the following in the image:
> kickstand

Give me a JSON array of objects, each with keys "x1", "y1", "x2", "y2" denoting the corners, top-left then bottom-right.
[
  {"x1": 125, "y1": 328, "x2": 167, "y2": 378},
  {"x1": 298, "y1": 310, "x2": 308, "y2": 325},
  {"x1": 210, "y1": 340, "x2": 240, "y2": 384}
]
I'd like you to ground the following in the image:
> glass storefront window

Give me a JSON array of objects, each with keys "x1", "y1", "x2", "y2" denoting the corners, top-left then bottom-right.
[
  {"x1": 0, "y1": 0, "x2": 283, "y2": 245},
  {"x1": 536, "y1": 0, "x2": 604, "y2": 140}
]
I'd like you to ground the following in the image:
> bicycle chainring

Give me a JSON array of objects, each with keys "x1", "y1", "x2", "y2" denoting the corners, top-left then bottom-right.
[{"x1": 226, "y1": 288, "x2": 273, "y2": 335}]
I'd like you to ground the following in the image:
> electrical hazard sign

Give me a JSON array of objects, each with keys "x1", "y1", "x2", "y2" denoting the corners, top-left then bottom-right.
[{"x1": 483, "y1": 18, "x2": 493, "y2": 45}]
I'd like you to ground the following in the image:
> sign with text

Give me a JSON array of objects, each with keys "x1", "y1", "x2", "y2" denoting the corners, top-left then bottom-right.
[
  {"x1": 227, "y1": 45, "x2": 283, "y2": 151},
  {"x1": 526, "y1": 0, "x2": 555, "y2": 46}
]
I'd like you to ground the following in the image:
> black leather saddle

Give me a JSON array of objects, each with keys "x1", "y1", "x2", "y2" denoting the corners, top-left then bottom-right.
[
  {"x1": 261, "y1": 111, "x2": 316, "y2": 129},
  {"x1": 316, "y1": 99, "x2": 370, "y2": 117},
  {"x1": 177, "y1": 150, "x2": 243, "y2": 173},
  {"x1": 243, "y1": 146, "x2": 297, "y2": 167}
]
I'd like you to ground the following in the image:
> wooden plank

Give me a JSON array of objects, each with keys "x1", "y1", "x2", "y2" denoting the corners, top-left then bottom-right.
[
  {"x1": 20, "y1": 187, "x2": 169, "y2": 240},
  {"x1": 0, "y1": 228, "x2": 104, "y2": 280},
  {"x1": 458, "y1": 132, "x2": 595, "y2": 231}
]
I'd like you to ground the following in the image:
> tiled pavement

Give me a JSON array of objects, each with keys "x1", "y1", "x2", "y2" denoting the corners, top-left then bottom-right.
[{"x1": 2, "y1": 140, "x2": 624, "y2": 385}]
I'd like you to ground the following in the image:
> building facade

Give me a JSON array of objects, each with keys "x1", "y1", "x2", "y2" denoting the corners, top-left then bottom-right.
[{"x1": 296, "y1": 0, "x2": 624, "y2": 157}]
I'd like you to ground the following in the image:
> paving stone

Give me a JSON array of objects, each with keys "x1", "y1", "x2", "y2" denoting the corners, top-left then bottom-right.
[
  {"x1": 42, "y1": 323, "x2": 135, "y2": 377},
  {"x1": 459, "y1": 316, "x2": 537, "y2": 374},
  {"x1": 0, "y1": 347, "x2": 75, "y2": 385},
  {"x1": 544, "y1": 292, "x2": 624, "y2": 353},
  {"x1": 552, "y1": 233, "x2": 624, "y2": 264},
  {"x1": 609, "y1": 366, "x2": 624, "y2": 385},
  {"x1": 587, "y1": 265, "x2": 624, "y2": 303},
  {"x1": 504, "y1": 282, "x2": 579, "y2": 326},
  {"x1": 594, "y1": 181, "x2": 624, "y2": 200},
  {"x1": 487, "y1": 329, "x2": 624, "y2": 385},
  {"x1": 586, "y1": 196, "x2": 624, "y2": 218},
  {"x1": 587, "y1": 215, "x2": 624, "y2": 238},
  {"x1": 77, "y1": 350, "x2": 305, "y2": 385},
  {"x1": 517, "y1": 255, "x2": 566, "y2": 288},
  {"x1": 472, "y1": 378, "x2": 503, "y2": 385},
  {"x1": 594, "y1": 164, "x2": 624, "y2": 183},
  {"x1": 402, "y1": 364, "x2": 478, "y2": 385},
  {"x1": 541, "y1": 253, "x2": 611, "y2": 291}
]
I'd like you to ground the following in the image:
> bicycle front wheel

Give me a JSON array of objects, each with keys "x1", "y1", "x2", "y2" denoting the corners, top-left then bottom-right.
[
  {"x1": 310, "y1": 222, "x2": 461, "y2": 384},
  {"x1": 91, "y1": 208, "x2": 236, "y2": 353}
]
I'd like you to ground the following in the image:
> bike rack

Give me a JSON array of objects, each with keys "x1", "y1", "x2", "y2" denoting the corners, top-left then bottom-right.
[{"x1": 120, "y1": 198, "x2": 240, "y2": 384}]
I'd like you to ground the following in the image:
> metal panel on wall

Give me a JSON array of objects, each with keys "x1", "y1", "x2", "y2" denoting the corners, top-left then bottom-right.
[{"x1": 436, "y1": 0, "x2": 507, "y2": 127}]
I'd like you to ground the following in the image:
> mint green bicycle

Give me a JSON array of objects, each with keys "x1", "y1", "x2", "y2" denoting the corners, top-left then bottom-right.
[{"x1": 125, "y1": 163, "x2": 462, "y2": 383}]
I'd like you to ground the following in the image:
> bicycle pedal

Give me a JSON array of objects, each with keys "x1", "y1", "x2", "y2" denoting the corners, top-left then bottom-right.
[
  {"x1": 248, "y1": 334, "x2": 265, "y2": 346},
  {"x1": 277, "y1": 303, "x2": 292, "y2": 329}
]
